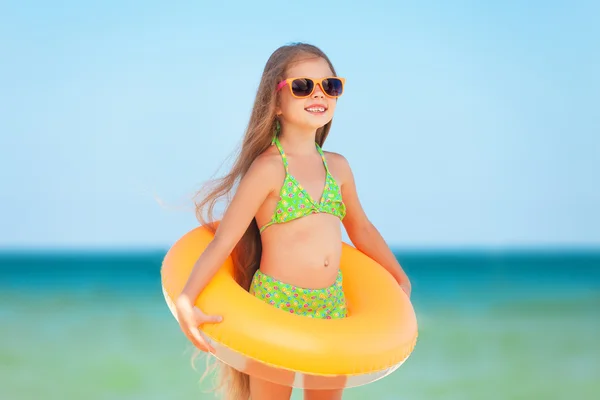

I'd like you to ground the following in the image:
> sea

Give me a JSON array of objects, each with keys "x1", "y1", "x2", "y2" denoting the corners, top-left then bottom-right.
[{"x1": 1, "y1": 248, "x2": 598, "y2": 400}]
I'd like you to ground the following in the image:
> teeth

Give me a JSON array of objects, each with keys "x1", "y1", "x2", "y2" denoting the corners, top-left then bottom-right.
[{"x1": 306, "y1": 107, "x2": 325, "y2": 112}]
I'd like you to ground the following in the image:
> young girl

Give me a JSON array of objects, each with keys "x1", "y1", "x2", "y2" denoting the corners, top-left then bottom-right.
[{"x1": 174, "y1": 43, "x2": 412, "y2": 400}]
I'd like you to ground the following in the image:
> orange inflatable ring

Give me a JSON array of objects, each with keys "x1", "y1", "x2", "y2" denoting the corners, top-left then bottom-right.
[{"x1": 161, "y1": 224, "x2": 418, "y2": 390}]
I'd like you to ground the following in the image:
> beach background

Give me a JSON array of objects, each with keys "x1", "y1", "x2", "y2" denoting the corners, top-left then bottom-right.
[{"x1": 1, "y1": 1, "x2": 599, "y2": 399}]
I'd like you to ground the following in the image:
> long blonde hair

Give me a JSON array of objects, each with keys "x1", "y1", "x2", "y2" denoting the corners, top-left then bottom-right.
[{"x1": 193, "y1": 43, "x2": 339, "y2": 399}]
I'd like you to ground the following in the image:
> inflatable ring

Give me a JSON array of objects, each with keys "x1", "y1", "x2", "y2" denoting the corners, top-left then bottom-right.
[{"x1": 161, "y1": 224, "x2": 418, "y2": 390}]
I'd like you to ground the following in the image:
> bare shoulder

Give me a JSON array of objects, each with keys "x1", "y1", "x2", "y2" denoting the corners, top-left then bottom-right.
[
  {"x1": 245, "y1": 145, "x2": 285, "y2": 184},
  {"x1": 323, "y1": 150, "x2": 350, "y2": 166},
  {"x1": 253, "y1": 146, "x2": 284, "y2": 170},
  {"x1": 323, "y1": 150, "x2": 352, "y2": 182}
]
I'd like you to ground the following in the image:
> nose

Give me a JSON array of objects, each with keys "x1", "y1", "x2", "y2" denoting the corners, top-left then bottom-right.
[{"x1": 312, "y1": 83, "x2": 325, "y2": 98}]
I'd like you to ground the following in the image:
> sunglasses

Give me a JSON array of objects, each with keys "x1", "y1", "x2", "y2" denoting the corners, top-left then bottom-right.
[{"x1": 276, "y1": 76, "x2": 345, "y2": 99}]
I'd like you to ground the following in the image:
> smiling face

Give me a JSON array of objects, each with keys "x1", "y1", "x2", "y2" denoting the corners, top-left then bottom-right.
[{"x1": 276, "y1": 56, "x2": 338, "y2": 132}]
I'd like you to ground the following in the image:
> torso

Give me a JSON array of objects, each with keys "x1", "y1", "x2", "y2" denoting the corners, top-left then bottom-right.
[{"x1": 254, "y1": 141, "x2": 346, "y2": 289}]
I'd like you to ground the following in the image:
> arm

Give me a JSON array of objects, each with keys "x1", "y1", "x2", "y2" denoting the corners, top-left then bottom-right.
[
  {"x1": 177, "y1": 156, "x2": 276, "y2": 305},
  {"x1": 336, "y1": 154, "x2": 412, "y2": 297}
]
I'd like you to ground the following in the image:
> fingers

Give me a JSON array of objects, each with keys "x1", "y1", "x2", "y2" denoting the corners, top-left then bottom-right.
[
  {"x1": 187, "y1": 328, "x2": 215, "y2": 353},
  {"x1": 182, "y1": 317, "x2": 215, "y2": 353},
  {"x1": 204, "y1": 314, "x2": 224, "y2": 323},
  {"x1": 179, "y1": 307, "x2": 222, "y2": 353},
  {"x1": 193, "y1": 307, "x2": 223, "y2": 324}
]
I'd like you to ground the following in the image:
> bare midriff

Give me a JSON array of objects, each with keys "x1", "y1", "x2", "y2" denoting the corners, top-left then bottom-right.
[{"x1": 258, "y1": 213, "x2": 342, "y2": 289}]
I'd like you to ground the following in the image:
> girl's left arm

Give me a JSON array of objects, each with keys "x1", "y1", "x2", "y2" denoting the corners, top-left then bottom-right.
[{"x1": 334, "y1": 153, "x2": 412, "y2": 297}]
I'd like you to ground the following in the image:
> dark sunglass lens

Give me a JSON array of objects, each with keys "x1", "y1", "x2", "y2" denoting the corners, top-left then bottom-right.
[
  {"x1": 322, "y1": 78, "x2": 343, "y2": 96},
  {"x1": 291, "y1": 79, "x2": 314, "y2": 97}
]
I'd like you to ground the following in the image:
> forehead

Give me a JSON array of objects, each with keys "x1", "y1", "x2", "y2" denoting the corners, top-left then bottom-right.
[{"x1": 285, "y1": 56, "x2": 333, "y2": 78}]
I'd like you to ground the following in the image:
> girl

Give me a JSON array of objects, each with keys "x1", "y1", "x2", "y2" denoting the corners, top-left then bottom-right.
[{"x1": 175, "y1": 43, "x2": 412, "y2": 400}]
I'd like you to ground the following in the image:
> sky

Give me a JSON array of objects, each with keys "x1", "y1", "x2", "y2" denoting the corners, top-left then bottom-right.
[{"x1": 1, "y1": 0, "x2": 598, "y2": 250}]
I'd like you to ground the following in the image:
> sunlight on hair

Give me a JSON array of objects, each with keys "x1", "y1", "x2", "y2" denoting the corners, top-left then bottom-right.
[{"x1": 187, "y1": 346, "x2": 251, "y2": 399}]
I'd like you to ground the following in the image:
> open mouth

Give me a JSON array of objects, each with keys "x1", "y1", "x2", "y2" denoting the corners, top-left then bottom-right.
[{"x1": 305, "y1": 105, "x2": 327, "y2": 113}]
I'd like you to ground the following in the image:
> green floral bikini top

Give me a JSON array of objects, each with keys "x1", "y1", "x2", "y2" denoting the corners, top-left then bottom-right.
[{"x1": 259, "y1": 136, "x2": 347, "y2": 233}]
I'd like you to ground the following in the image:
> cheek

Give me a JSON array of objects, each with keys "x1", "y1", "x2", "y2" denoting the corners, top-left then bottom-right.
[
  {"x1": 328, "y1": 101, "x2": 337, "y2": 114},
  {"x1": 281, "y1": 98, "x2": 304, "y2": 117}
]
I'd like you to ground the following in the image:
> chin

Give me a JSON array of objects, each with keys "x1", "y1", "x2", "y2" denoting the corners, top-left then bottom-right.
[
  {"x1": 285, "y1": 112, "x2": 333, "y2": 132},
  {"x1": 306, "y1": 117, "x2": 333, "y2": 131}
]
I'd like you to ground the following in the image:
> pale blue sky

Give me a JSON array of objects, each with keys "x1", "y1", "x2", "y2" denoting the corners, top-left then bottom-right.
[{"x1": 1, "y1": 1, "x2": 598, "y2": 249}]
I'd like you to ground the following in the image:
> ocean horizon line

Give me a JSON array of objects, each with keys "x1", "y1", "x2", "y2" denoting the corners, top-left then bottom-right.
[{"x1": 1, "y1": 243, "x2": 599, "y2": 256}]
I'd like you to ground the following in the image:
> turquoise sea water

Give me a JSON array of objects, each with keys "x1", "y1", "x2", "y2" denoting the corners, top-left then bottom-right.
[{"x1": 1, "y1": 249, "x2": 599, "y2": 400}]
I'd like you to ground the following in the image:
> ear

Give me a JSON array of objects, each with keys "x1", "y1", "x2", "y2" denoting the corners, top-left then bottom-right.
[{"x1": 274, "y1": 92, "x2": 283, "y2": 116}]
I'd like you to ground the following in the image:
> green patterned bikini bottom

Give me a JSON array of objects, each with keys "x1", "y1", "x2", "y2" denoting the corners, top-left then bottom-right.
[{"x1": 249, "y1": 269, "x2": 347, "y2": 319}]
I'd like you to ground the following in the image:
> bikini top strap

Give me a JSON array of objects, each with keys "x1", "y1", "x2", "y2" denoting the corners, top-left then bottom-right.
[
  {"x1": 272, "y1": 136, "x2": 289, "y2": 172},
  {"x1": 315, "y1": 142, "x2": 331, "y2": 174}
]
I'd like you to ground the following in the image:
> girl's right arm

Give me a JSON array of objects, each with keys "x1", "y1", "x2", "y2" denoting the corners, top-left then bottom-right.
[{"x1": 174, "y1": 156, "x2": 277, "y2": 351}]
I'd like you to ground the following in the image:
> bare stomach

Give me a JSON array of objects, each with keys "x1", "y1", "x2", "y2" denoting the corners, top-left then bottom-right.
[{"x1": 258, "y1": 214, "x2": 343, "y2": 289}]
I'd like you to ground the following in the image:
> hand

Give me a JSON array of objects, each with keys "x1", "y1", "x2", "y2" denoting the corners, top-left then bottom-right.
[{"x1": 175, "y1": 296, "x2": 223, "y2": 353}]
